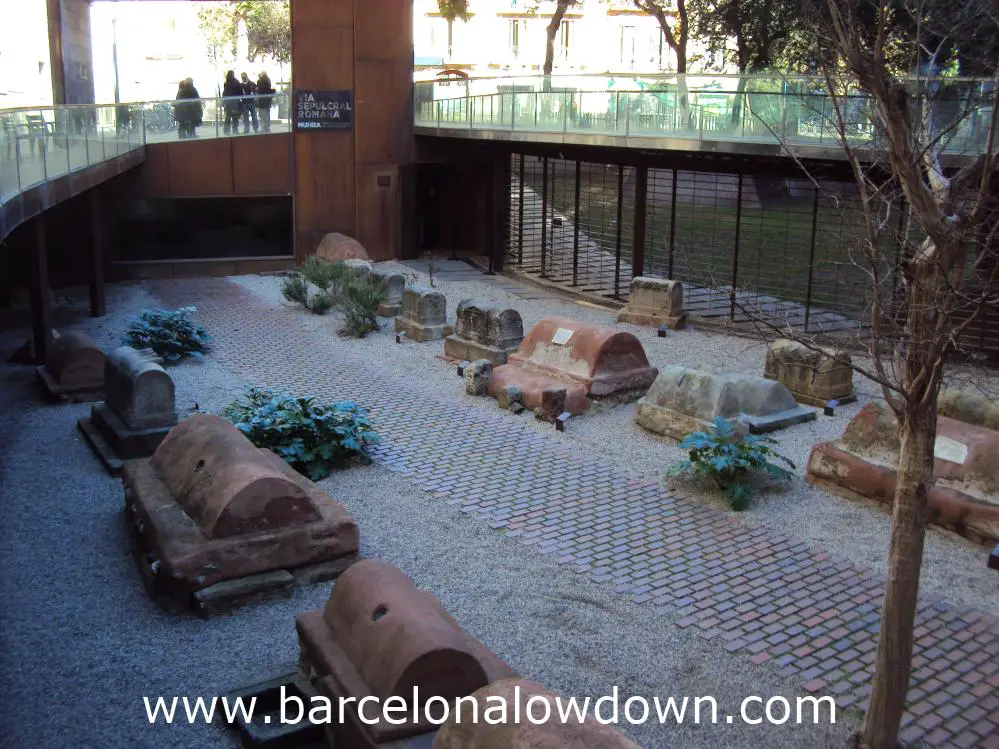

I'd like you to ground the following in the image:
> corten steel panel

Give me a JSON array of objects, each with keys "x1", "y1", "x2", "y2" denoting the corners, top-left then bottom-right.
[
  {"x1": 232, "y1": 134, "x2": 293, "y2": 195},
  {"x1": 291, "y1": 25, "x2": 354, "y2": 90},
  {"x1": 354, "y1": 164, "x2": 398, "y2": 261},
  {"x1": 293, "y1": 133, "x2": 355, "y2": 234},
  {"x1": 292, "y1": 0, "x2": 353, "y2": 29},
  {"x1": 166, "y1": 139, "x2": 235, "y2": 196},
  {"x1": 135, "y1": 144, "x2": 172, "y2": 198},
  {"x1": 354, "y1": 60, "x2": 414, "y2": 166},
  {"x1": 354, "y1": 0, "x2": 412, "y2": 61}
]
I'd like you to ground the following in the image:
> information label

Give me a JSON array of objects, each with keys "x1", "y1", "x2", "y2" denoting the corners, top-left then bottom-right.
[
  {"x1": 294, "y1": 90, "x2": 353, "y2": 131},
  {"x1": 933, "y1": 436, "x2": 968, "y2": 465},
  {"x1": 551, "y1": 328, "x2": 574, "y2": 345}
]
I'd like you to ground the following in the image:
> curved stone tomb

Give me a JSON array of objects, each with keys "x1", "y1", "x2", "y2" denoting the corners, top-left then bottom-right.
[
  {"x1": 122, "y1": 414, "x2": 359, "y2": 612},
  {"x1": 316, "y1": 232, "x2": 369, "y2": 262},
  {"x1": 371, "y1": 268, "x2": 406, "y2": 317},
  {"x1": 489, "y1": 317, "x2": 658, "y2": 415},
  {"x1": 433, "y1": 679, "x2": 643, "y2": 749},
  {"x1": 36, "y1": 331, "x2": 106, "y2": 399},
  {"x1": 444, "y1": 300, "x2": 524, "y2": 365},
  {"x1": 807, "y1": 401, "x2": 999, "y2": 545},
  {"x1": 395, "y1": 286, "x2": 454, "y2": 342},
  {"x1": 617, "y1": 276, "x2": 686, "y2": 331},
  {"x1": 763, "y1": 338, "x2": 855, "y2": 408},
  {"x1": 635, "y1": 365, "x2": 816, "y2": 438},
  {"x1": 297, "y1": 559, "x2": 515, "y2": 747}
]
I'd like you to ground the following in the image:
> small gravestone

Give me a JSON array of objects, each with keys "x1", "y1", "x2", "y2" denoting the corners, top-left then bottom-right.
[
  {"x1": 496, "y1": 384, "x2": 523, "y2": 410},
  {"x1": 764, "y1": 338, "x2": 855, "y2": 408},
  {"x1": 464, "y1": 359, "x2": 493, "y2": 396},
  {"x1": 444, "y1": 300, "x2": 524, "y2": 365},
  {"x1": 78, "y1": 346, "x2": 178, "y2": 475},
  {"x1": 617, "y1": 277, "x2": 686, "y2": 330},
  {"x1": 370, "y1": 269, "x2": 406, "y2": 317},
  {"x1": 394, "y1": 286, "x2": 454, "y2": 342},
  {"x1": 36, "y1": 330, "x2": 106, "y2": 401},
  {"x1": 534, "y1": 386, "x2": 567, "y2": 423}
]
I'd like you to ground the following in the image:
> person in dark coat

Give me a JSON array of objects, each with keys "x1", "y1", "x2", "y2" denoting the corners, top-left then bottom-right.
[
  {"x1": 174, "y1": 78, "x2": 202, "y2": 139},
  {"x1": 240, "y1": 72, "x2": 258, "y2": 133},
  {"x1": 222, "y1": 70, "x2": 242, "y2": 135},
  {"x1": 256, "y1": 71, "x2": 276, "y2": 133}
]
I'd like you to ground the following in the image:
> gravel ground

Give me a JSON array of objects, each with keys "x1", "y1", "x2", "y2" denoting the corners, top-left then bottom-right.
[
  {"x1": 0, "y1": 281, "x2": 859, "y2": 749},
  {"x1": 232, "y1": 264, "x2": 999, "y2": 615}
]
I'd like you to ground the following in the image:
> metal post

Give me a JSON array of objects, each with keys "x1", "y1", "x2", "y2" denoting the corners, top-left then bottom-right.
[
  {"x1": 540, "y1": 156, "x2": 549, "y2": 277},
  {"x1": 668, "y1": 168, "x2": 678, "y2": 278},
  {"x1": 624, "y1": 92, "x2": 631, "y2": 136},
  {"x1": 535, "y1": 91, "x2": 539, "y2": 128},
  {"x1": 517, "y1": 153, "x2": 525, "y2": 265},
  {"x1": 803, "y1": 186, "x2": 820, "y2": 332},
  {"x1": 730, "y1": 174, "x2": 744, "y2": 321},
  {"x1": 511, "y1": 91, "x2": 516, "y2": 131},
  {"x1": 614, "y1": 164, "x2": 624, "y2": 298},
  {"x1": 632, "y1": 165, "x2": 648, "y2": 277},
  {"x1": 89, "y1": 188, "x2": 106, "y2": 317},
  {"x1": 572, "y1": 160, "x2": 581, "y2": 286}
]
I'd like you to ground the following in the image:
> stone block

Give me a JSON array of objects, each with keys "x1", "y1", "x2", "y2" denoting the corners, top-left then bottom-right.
[
  {"x1": 122, "y1": 414, "x2": 359, "y2": 613},
  {"x1": 219, "y1": 673, "x2": 325, "y2": 749},
  {"x1": 433, "y1": 679, "x2": 643, "y2": 749},
  {"x1": 444, "y1": 300, "x2": 524, "y2": 365},
  {"x1": 78, "y1": 346, "x2": 179, "y2": 475},
  {"x1": 394, "y1": 286, "x2": 454, "y2": 342},
  {"x1": 488, "y1": 317, "x2": 658, "y2": 416},
  {"x1": 316, "y1": 233, "x2": 369, "y2": 263},
  {"x1": 464, "y1": 360, "x2": 493, "y2": 396},
  {"x1": 297, "y1": 559, "x2": 516, "y2": 748},
  {"x1": 371, "y1": 268, "x2": 406, "y2": 317},
  {"x1": 635, "y1": 365, "x2": 816, "y2": 438},
  {"x1": 763, "y1": 339, "x2": 855, "y2": 407},
  {"x1": 806, "y1": 402, "x2": 999, "y2": 545},
  {"x1": 534, "y1": 386, "x2": 566, "y2": 423},
  {"x1": 939, "y1": 389, "x2": 999, "y2": 431},
  {"x1": 496, "y1": 384, "x2": 522, "y2": 410},
  {"x1": 617, "y1": 276, "x2": 686, "y2": 330},
  {"x1": 36, "y1": 331, "x2": 106, "y2": 401}
]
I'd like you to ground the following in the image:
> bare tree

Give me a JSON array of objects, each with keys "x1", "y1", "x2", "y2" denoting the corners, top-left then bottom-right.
[
  {"x1": 543, "y1": 1, "x2": 580, "y2": 79},
  {"x1": 728, "y1": 2, "x2": 999, "y2": 747},
  {"x1": 633, "y1": 0, "x2": 693, "y2": 125}
]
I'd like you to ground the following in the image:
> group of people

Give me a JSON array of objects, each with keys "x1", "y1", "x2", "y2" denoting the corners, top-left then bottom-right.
[{"x1": 173, "y1": 71, "x2": 277, "y2": 139}]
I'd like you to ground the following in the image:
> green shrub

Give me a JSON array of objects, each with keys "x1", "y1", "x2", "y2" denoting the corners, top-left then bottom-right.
[
  {"x1": 123, "y1": 307, "x2": 210, "y2": 362},
  {"x1": 301, "y1": 256, "x2": 353, "y2": 293},
  {"x1": 339, "y1": 276, "x2": 387, "y2": 338},
  {"x1": 221, "y1": 387, "x2": 380, "y2": 481},
  {"x1": 281, "y1": 273, "x2": 309, "y2": 305},
  {"x1": 664, "y1": 417, "x2": 794, "y2": 511},
  {"x1": 305, "y1": 289, "x2": 336, "y2": 315}
]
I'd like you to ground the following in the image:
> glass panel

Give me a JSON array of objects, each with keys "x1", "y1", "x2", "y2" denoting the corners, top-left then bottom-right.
[{"x1": 0, "y1": 111, "x2": 17, "y2": 200}]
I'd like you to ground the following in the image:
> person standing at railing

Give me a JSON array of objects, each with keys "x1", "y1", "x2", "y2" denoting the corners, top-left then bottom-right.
[
  {"x1": 240, "y1": 72, "x2": 259, "y2": 134},
  {"x1": 256, "y1": 71, "x2": 275, "y2": 133},
  {"x1": 222, "y1": 70, "x2": 242, "y2": 135},
  {"x1": 174, "y1": 78, "x2": 203, "y2": 139}
]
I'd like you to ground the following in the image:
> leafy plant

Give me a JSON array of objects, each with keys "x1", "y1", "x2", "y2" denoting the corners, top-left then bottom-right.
[
  {"x1": 222, "y1": 387, "x2": 379, "y2": 481},
  {"x1": 123, "y1": 307, "x2": 210, "y2": 362},
  {"x1": 664, "y1": 417, "x2": 795, "y2": 511},
  {"x1": 339, "y1": 275, "x2": 387, "y2": 338},
  {"x1": 301, "y1": 256, "x2": 351, "y2": 293},
  {"x1": 305, "y1": 288, "x2": 335, "y2": 315},
  {"x1": 281, "y1": 273, "x2": 308, "y2": 305}
]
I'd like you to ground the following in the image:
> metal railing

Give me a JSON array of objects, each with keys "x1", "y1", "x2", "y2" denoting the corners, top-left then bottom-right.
[
  {"x1": 1, "y1": 92, "x2": 290, "y2": 209},
  {"x1": 414, "y1": 73, "x2": 997, "y2": 155}
]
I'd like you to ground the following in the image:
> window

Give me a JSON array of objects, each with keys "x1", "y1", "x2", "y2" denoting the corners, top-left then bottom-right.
[
  {"x1": 620, "y1": 26, "x2": 637, "y2": 68},
  {"x1": 559, "y1": 20, "x2": 574, "y2": 61},
  {"x1": 509, "y1": 19, "x2": 522, "y2": 59}
]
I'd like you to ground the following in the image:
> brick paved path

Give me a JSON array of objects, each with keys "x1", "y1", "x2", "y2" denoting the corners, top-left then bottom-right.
[{"x1": 152, "y1": 278, "x2": 999, "y2": 749}]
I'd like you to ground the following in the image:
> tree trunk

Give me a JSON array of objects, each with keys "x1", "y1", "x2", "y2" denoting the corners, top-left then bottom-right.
[
  {"x1": 543, "y1": 3, "x2": 569, "y2": 92},
  {"x1": 730, "y1": 73, "x2": 748, "y2": 128},
  {"x1": 860, "y1": 273, "x2": 942, "y2": 749}
]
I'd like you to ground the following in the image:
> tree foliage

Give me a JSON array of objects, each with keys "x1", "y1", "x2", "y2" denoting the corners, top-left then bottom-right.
[
  {"x1": 437, "y1": 0, "x2": 471, "y2": 23},
  {"x1": 693, "y1": 0, "x2": 799, "y2": 73},
  {"x1": 633, "y1": 0, "x2": 691, "y2": 73},
  {"x1": 196, "y1": 0, "x2": 291, "y2": 66}
]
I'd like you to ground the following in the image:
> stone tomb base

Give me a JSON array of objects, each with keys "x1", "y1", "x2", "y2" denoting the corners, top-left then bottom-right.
[
  {"x1": 79, "y1": 403, "x2": 173, "y2": 476},
  {"x1": 218, "y1": 673, "x2": 326, "y2": 748},
  {"x1": 35, "y1": 331, "x2": 106, "y2": 402},
  {"x1": 123, "y1": 414, "x2": 360, "y2": 615}
]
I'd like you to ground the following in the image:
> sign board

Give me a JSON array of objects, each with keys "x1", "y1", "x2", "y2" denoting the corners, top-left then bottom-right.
[
  {"x1": 933, "y1": 436, "x2": 968, "y2": 465},
  {"x1": 294, "y1": 90, "x2": 353, "y2": 130},
  {"x1": 551, "y1": 328, "x2": 574, "y2": 345}
]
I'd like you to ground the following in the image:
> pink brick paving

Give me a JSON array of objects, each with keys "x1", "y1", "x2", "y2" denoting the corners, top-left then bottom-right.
[{"x1": 152, "y1": 278, "x2": 999, "y2": 748}]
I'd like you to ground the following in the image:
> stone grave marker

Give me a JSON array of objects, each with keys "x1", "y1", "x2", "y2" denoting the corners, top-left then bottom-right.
[
  {"x1": 617, "y1": 276, "x2": 686, "y2": 330},
  {"x1": 763, "y1": 338, "x2": 855, "y2": 408},
  {"x1": 394, "y1": 286, "x2": 454, "y2": 342},
  {"x1": 444, "y1": 300, "x2": 524, "y2": 365},
  {"x1": 36, "y1": 330, "x2": 106, "y2": 401}
]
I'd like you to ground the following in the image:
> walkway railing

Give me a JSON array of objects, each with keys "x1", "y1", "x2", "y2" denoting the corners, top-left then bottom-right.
[
  {"x1": 0, "y1": 92, "x2": 291, "y2": 211},
  {"x1": 414, "y1": 73, "x2": 996, "y2": 156}
]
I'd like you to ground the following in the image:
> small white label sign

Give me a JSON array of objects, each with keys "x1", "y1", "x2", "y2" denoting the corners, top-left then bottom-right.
[
  {"x1": 933, "y1": 436, "x2": 968, "y2": 465},
  {"x1": 551, "y1": 328, "x2": 574, "y2": 345}
]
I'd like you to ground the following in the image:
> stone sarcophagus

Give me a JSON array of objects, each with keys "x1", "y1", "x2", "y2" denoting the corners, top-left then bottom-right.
[
  {"x1": 395, "y1": 286, "x2": 454, "y2": 342},
  {"x1": 807, "y1": 402, "x2": 999, "y2": 545},
  {"x1": 36, "y1": 331, "x2": 106, "y2": 401},
  {"x1": 488, "y1": 317, "x2": 658, "y2": 415},
  {"x1": 371, "y1": 269, "x2": 407, "y2": 317},
  {"x1": 297, "y1": 559, "x2": 516, "y2": 749},
  {"x1": 78, "y1": 347, "x2": 178, "y2": 475},
  {"x1": 764, "y1": 339, "x2": 855, "y2": 408},
  {"x1": 635, "y1": 365, "x2": 816, "y2": 438},
  {"x1": 444, "y1": 300, "x2": 524, "y2": 365},
  {"x1": 616, "y1": 277, "x2": 686, "y2": 330},
  {"x1": 433, "y1": 679, "x2": 643, "y2": 749},
  {"x1": 123, "y1": 413, "x2": 359, "y2": 614}
]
